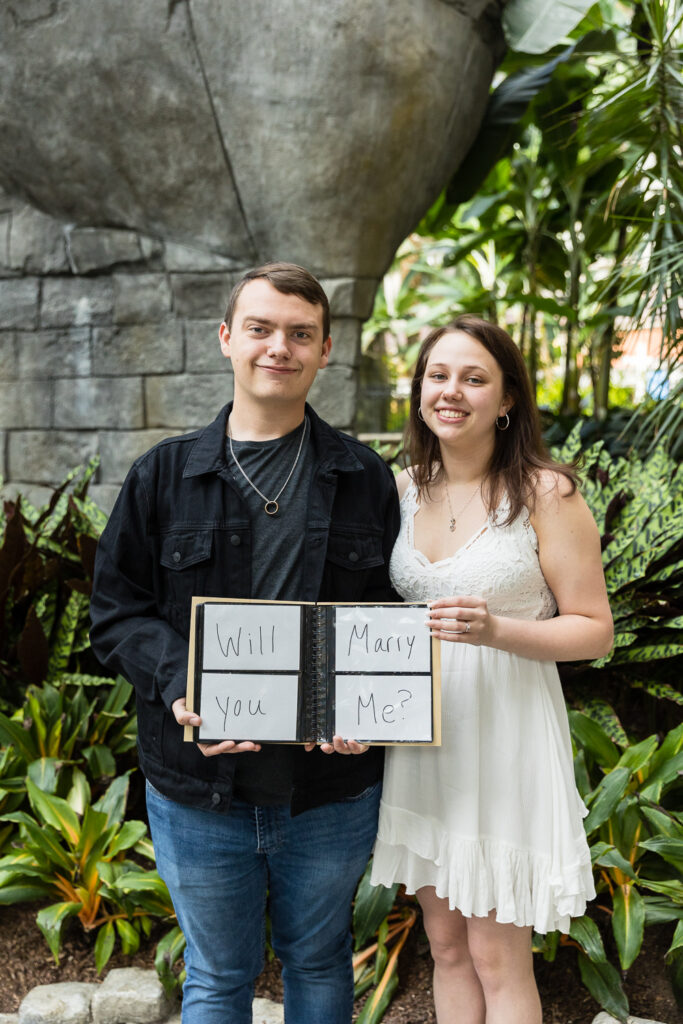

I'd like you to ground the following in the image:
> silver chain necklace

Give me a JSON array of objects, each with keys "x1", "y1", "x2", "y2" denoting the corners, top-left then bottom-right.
[
  {"x1": 228, "y1": 416, "x2": 308, "y2": 516},
  {"x1": 444, "y1": 481, "x2": 481, "y2": 533}
]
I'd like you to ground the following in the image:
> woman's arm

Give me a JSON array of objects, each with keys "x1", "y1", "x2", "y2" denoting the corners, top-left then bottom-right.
[{"x1": 427, "y1": 474, "x2": 614, "y2": 662}]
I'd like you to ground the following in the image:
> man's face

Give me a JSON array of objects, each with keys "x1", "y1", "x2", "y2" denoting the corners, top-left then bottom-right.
[{"x1": 219, "y1": 279, "x2": 331, "y2": 411}]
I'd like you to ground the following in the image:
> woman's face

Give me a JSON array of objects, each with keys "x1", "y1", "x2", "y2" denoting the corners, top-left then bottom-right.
[{"x1": 419, "y1": 330, "x2": 511, "y2": 449}]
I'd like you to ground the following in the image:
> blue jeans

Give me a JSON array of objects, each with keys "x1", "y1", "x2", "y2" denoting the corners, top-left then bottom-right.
[{"x1": 146, "y1": 780, "x2": 381, "y2": 1024}]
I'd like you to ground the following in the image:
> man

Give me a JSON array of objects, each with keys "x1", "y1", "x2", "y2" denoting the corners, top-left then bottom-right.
[{"x1": 90, "y1": 263, "x2": 400, "y2": 1024}]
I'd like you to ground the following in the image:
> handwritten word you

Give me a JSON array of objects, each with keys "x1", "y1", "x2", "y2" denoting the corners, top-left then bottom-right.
[
  {"x1": 346, "y1": 623, "x2": 416, "y2": 660},
  {"x1": 215, "y1": 695, "x2": 266, "y2": 731}
]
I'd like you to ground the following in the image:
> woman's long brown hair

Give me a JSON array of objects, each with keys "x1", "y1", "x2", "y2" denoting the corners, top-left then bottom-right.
[{"x1": 404, "y1": 315, "x2": 577, "y2": 525}]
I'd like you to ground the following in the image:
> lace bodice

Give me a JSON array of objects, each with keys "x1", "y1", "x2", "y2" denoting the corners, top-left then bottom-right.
[{"x1": 389, "y1": 482, "x2": 557, "y2": 620}]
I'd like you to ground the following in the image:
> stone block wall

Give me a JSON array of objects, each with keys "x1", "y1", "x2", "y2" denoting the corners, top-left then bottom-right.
[{"x1": 0, "y1": 190, "x2": 377, "y2": 513}]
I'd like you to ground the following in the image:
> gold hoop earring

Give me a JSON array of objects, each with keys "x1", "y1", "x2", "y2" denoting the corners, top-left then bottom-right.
[{"x1": 496, "y1": 413, "x2": 510, "y2": 431}]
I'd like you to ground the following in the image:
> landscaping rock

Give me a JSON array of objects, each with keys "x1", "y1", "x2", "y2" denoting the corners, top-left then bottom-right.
[
  {"x1": 592, "y1": 1014, "x2": 669, "y2": 1024},
  {"x1": 91, "y1": 967, "x2": 173, "y2": 1024},
  {"x1": 18, "y1": 982, "x2": 97, "y2": 1024},
  {"x1": 252, "y1": 998, "x2": 284, "y2": 1024}
]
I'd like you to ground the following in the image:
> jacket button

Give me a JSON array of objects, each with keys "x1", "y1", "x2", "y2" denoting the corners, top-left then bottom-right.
[
  {"x1": 230, "y1": 535, "x2": 241, "y2": 547},
  {"x1": 172, "y1": 551, "x2": 181, "y2": 563},
  {"x1": 211, "y1": 792, "x2": 221, "y2": 806},
  {"x1": 348, "y1": 551, "x2": 359, "y2": 563}
]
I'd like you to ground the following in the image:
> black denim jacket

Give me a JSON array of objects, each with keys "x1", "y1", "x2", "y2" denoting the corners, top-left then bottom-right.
[{"x1": 90, "y1": 403, "x2": 401, "y2": 815}]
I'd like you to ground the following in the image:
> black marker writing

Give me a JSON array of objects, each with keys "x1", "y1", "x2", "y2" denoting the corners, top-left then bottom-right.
[
  {"x1": 347, "y1": 623, "x2": 417, "y2": 660},
  {"x1": 216, "y1": 624, "x2": 276, "y2": 659},
  {"x1": 215, "y1": 695, "x2": 266, "y2": 730}
]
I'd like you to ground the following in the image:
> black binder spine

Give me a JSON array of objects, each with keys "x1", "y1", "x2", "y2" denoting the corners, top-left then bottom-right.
[{"x1": 310, "y1": 605, "x2": 329, "y2": 741}]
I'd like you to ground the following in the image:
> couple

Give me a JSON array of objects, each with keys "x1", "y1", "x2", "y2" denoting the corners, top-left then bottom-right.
[{"x1": 90, "y1": 263, "x2": 613, "y2": 1024}]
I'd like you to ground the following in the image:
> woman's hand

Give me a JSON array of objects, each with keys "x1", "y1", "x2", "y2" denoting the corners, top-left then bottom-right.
[{"x1": 426, "y1": 595, "x2": 496, "y2": 645}]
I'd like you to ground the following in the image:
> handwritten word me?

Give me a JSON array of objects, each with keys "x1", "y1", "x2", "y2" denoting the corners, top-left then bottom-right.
[
  {"x1": 215, "y1": 624, "x2": 276, "y2": 659},
  {"x1": 346, "y1": 624, "x2": 416, "y2": 659},
  {"x1": 357, "y1": 688, "x2": 413, "y2": 726},
  {"x1": 215, "y1": 695, "x2": 267, "y2": 731}
]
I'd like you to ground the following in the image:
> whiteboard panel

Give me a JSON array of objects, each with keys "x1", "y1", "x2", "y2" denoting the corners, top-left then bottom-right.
[
  {"x1": 202, "y1": 603, "x2": 301, "y2": 671},
  {"x1": 335, "y1": 605, "x2": 430, "y2": 673},
  {"x1": 334, "y1": 673, "x2": 433, "y2": 742},
  {"x1": 197, "y1": 672, "x2": 299, "y2": 741}
]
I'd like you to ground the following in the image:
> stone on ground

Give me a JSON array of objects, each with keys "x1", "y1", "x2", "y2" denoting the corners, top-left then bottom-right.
[
  {"x1": 592, "y1": 1013, "x2": 669, "y2": 1024},
  {"x1": 90, "y1": 968, "x2": 173, "y2": 1023},
  {"x1": 18, "y1": 982, "x2": 97, "y2": 1024}
]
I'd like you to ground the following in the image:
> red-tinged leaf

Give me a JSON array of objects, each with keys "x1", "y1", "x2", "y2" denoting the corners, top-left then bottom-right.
[
  {"x1": 0, "y1": 498, "x2": 28, "y2": 599},
  {"x1": 17, "y1": 605, "x2": 50, "y2": 687},
  {"x1": 77, "y1": 533, "x2": 98, "y2": 580}
]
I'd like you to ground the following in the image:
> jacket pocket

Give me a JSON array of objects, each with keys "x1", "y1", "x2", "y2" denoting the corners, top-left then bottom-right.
[
  {"x1": 324, "y1": 528, "x2": 384, "y2": 571},
  {"x1": 159, "y1": 530, "x2": 214, "y2": 618},
  {"x1": 322, "y1": 528, "x2": 386, "y2": 601}
]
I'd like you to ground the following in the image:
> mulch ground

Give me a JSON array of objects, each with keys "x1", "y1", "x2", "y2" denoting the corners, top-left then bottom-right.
[{"x1": 0, "y1": 902, "x2": 680, "y2": 1022}]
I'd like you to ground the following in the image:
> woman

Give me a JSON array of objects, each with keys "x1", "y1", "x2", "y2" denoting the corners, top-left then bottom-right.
[{"x1": 370, "y1": 316, "x2": 613, "y2": 1024}]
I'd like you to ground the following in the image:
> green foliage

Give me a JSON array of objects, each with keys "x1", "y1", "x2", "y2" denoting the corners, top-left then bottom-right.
[
  {"x1": 352, "y1": 861, "x2": 416, "y2": 1022},
  {"x1": 534, "y1": 714, "x2": 683, "y2": 1017},
  {"x1": 0, "y1": 460, "x2": 108, "y2": 712},
  {"x1": 0, "y1": 771, "x2": 177, "y2": 975},
  {"x1": 552, "y1": 430, "x2": 683, "y2": 706}
]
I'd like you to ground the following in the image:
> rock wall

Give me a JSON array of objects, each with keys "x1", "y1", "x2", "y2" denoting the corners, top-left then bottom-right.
[
  {"x1": 0, "y1": 0, "x2": 506, "y2": 507},
  {"x1": 0, "y1": 189, "x2": 377, "y2": 512}
]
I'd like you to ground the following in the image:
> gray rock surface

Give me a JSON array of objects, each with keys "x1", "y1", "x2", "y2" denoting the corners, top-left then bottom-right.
[
  {"x1": 18, "y1": 982, "x2": 97, "y2": 1024},
  {"x1": 0, "y1": 1, "x2": 504, "y2": 278},
  {"x1": 252, "y1": 998, "x2": 285, "y2": 1024},
  {"x1": 90, "y1": 968, "x2": 173, "y2": 1024}
]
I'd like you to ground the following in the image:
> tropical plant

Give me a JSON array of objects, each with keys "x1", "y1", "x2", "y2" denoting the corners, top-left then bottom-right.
[
  {"x1": 0, "y1": 770, "x2": 177, "y2": 975},
  {"x1": 352, "y1": 862, "x2": 418, "y2": 1024},
  {"x1": 534, "y1": 714, "x2": 683, "y2": 1020},
  {"x1": 552, "y1": 430, "x2": 683, "y2": 713},
  {"x1": 0, "y1": 460, "x2": 108, "y2": 713},
  {"x1": 0, "y1": 675, "x2": 137, "y2": 852}
]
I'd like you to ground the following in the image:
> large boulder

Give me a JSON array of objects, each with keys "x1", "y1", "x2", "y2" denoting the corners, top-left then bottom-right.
[{"x1": 0, "y1": 0, "x2": 505, "y2": 277}]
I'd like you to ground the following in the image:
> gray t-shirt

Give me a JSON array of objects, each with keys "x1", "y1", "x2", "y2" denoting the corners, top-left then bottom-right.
[{"x1": 225, "y1": 417, "x2": 314, "y2": 803}]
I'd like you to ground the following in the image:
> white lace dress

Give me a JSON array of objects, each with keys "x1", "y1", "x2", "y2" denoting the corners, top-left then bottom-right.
[{"x1": 370, "y1": 483, "x2": 595, "y2": 933}]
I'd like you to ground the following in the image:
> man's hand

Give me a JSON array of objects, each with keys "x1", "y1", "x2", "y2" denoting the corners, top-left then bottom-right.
[
  {"x1": 304, "y1": 735, "x2": 370, "y2": 755},
  {"x1": 171, "y1": 698, "x2": 261, "y2": 757}
]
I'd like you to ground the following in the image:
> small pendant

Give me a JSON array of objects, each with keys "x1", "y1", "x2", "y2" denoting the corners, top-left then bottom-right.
[
  {"x1": 449, "y1": 518, "x2": 456, "y2": 532},
  {"x1": 264, "y1": 500, "x2": 279, "y2": 515}
]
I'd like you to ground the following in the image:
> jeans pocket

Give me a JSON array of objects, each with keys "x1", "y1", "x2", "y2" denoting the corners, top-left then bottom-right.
[{"x1": 339, "y1": 780, "x2": 382, "y2": 803}]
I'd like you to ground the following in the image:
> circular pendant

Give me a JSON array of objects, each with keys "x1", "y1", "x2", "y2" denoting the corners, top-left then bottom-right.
[{"x1": 264, "y1": 500, "x2": 279, "y2": 515}]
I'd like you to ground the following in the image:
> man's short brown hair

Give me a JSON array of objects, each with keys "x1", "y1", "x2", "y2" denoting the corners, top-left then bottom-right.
[{"x1": 224, "y1": 262, "x2": 330, "y2": 341}]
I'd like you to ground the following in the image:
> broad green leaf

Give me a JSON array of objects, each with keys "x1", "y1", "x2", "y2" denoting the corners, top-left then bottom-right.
[
  {"x1": 615, "y1": 735, "x2": 659, "y2": 775},
  {"x1": 82, "y1": 745, "x2": 117, "y2": 779},
  {"x1": 591, "y1": 843, "x2": 637, "y2": 880},
  {"x1": 638, "y1": 879, "x2": 683, "y2": 904},
  {"x1": 0, "y1": 711, "x2": 38, "y2": 762},
  {"x1": 353, "y1": 860, "x2": 399, "y2": 949},
  {"x1": 93, "y1": 772, "x2": 131, "y2": 827},
  {"x1": 612, "y1": 885, "x2": 645, "y2": 970},
  {"x1": 638, "y1": 836, "x2": 683, "y2": 871},
  {"x1": 0, "y1": 882, "x2": 53, "y2": 903},
  {"x1": 639, "y1": 805, "x2": 683, "y2": 840},
  {"x1": 569, "y1": 915, "x2": 607, "y2": 963},
  {"x1": 667, "y1": 920, "x2": 683, "y2": 958},
  {"x1": 26, "y1": 778, "x2": 80, "y2": 846},
  {"x1": 46, "y1": 590, "x2": 89, "y2": 684},
  {"x1": 107, "y1": 821, "x2": 148, "y2": 859},
  {"x1": 113, "y1": 870, "x2": 171, "y2": 900},
  {"x1": 630, "y1": 679, "x2": 683, "y2": 706},
  {"x1": 580, "y1": 701, "x2": 628, "y2": 746},
  {"x1": 26, "y1": 758, "x2": 61, "y2": 794},
  {"x1": 577, "y1": 953, "x2": 629, "y2": 1022},
  {"x1": 641, "y1": 750, "x2": 683, "y2": 801},
  {"x1": 66, "y1": 768, "x2": 91, "y2": 817},
  {"x1": 155, "y1": 925, "x2": 186, "y2": 998},
  {"x1": 649, "y1": 722, "x2": 683, "y2": 774},
  {"x1": 94, "y1": 920, "x2": 116, "y2": 974},
  {"x1": 36, "y1": 901, "x2": 82, "y2": 962},
  {"x1": 115, "y1": 917, "x2": 140, "y2": 956},
  {"x1": 643, "y1": 895, "x2": 683, "y2": 926},
  {"x1": 568, "y1": 712, "x2": 620, "y2": 768},
  {"x1": 583, "y1": 767, "x2": 632, "y2": 834}
]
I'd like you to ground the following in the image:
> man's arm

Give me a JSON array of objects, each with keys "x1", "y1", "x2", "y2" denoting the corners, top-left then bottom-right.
[{"x1": 89, "y1": 465, "x2": 189, "y2": 711}]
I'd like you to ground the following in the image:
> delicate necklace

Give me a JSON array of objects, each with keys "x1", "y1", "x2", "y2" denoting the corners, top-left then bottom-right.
[
  {"x1": 444, "y1": 480, "x2": 481, "y2": 533},
  {"x1": 228, "y1": 416, "x2": 308, "y2": 516}
]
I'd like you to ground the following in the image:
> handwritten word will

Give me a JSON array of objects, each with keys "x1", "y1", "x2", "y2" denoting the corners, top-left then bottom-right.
[{"x1": 215, "y1": 624, "x2": 276, "y2": 659}]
